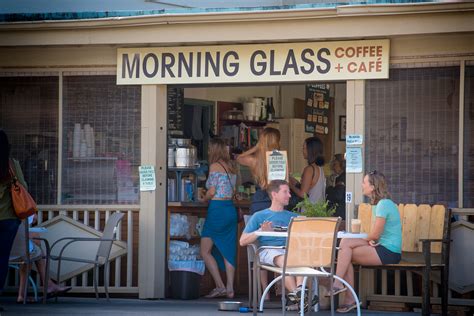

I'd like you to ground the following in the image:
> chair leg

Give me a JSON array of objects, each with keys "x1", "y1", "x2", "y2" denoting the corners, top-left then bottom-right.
[
  {"x1": 56, "y1": 259, "x2": 62, "y2": 303},
  {"x1": 259, "y1": 275, "x2": 282, "y2": 312},
  {"x1": 281, "y1": 275, "x2": 286, "y2": 316},
  {"x1": 104, "y1": 263, "x2": 110, "y2": 301},
  {"x1": 422, "y1": 266, "x2": 431, "y2": 316},
  {"x1": 94, "y1": 264, "x2": 99, "y2": 300},
  {"x1": 22, "y1": 262, "x2": 30, "y2": 304},
  {"x1": 300, "y1": 277, "x2": 308, "y2": 316},
  {"x1": 29, "y1": 275, "x2": 38, "y2": 302},
  {"x1": 442, "y1": 267, "x2": 448, "y2": 316},
  {"x1": 332, "y1": 275, "x2": 361, "y2": 316},
  {"x1": 248, "y1": 262, "x2": 252, "y2": 308}
]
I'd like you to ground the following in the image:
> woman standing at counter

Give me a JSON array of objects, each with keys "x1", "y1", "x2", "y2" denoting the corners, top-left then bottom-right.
[
  {"x1": 237, "y1": 127, "x2": 281, "y2": 299},
  {"x1": 288, "y1": 136, "x2": 326, "y2": 203},
  {"x1": 200, "y1": 138, "x2": 237, "y2": 298},
  {"x1": 237, "y1": 127, "x2": 281, "y2": 214}
]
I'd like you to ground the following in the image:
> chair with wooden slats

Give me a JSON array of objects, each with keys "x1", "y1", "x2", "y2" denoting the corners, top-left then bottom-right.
[{"x1": 357, "y1": 203, "x2": 452, "y2": 316}]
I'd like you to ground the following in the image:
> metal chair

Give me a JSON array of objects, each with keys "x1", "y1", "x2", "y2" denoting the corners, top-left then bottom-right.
[
  {"x1": 9, "y1": 220, "x2": 51, "y2": 304},
  {"x1": 253, "y1": 217, "x2": 361, "y2": 316},
  {"x1": 243, "y1": 215, "x2": 261, "y2": 307},
  {"x1": 50, "y1": 212, "x2": 124, "y2": 301}
]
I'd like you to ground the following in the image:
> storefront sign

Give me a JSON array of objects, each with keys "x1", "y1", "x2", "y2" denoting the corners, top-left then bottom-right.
[
  {"x1": 266, "y1": 150, "x2": 288, "y2": 181},
  {"x1": 117, "y1": 40, "x2": 389, "y2": 85},
  {"x1": 346, "y1": 147, "x2": 363, "y2": 173},
  {"x1": 139, "y1": 165, "x2": 156, "y2": 191}
]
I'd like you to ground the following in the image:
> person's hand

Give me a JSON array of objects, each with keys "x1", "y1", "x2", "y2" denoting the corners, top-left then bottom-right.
[
  {"x1": 368, "y1": 240, "x2": 380, "y2": 247},
  {"x1": 260, "y1": 221, "x2": 273, "y2": 231},
  {"x1": 206, "y1": 186, "x2": 216, "y2": 198},
  {"x1": 289, "y1": 176, "x2": 298, "y2": 187}
]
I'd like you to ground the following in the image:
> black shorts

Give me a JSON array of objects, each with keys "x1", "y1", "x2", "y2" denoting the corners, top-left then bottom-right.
[{"x1": 375, "y1": 245, "x2": 401, "y2": 264}]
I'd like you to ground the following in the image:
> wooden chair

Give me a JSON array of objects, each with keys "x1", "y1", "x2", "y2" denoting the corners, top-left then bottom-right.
[
  {"x1": 49, "y1": 212, "x2": 124, "y2": 301},
  {"x1": 357, "y1": 204, "x2": 452, "y2": 316},
  {"x1": 253, "y1": 217, "x2": 361, "y2": 316}
]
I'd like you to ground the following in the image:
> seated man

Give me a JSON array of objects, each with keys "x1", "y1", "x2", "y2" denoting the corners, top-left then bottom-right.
[{"x1": 240, "y1": 180, "x2": 309, "y2": 309}]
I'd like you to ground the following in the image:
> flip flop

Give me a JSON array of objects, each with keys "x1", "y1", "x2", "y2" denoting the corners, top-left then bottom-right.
[
  {"x1": 56, "y1": 286, "x2": 72, "y2": 295},
  {"x1": 16, "y1": 297, "x2": 37, "y2": 304},
  {"x1": 325, "y1": 286, "x2": 347, "y2": 297},
  {"x1": 336, "y1": 301, "x2": 360, "y2": 313}
]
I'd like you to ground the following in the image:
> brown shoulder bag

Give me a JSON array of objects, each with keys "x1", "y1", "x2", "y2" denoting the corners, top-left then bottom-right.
[{"x1": 9, "y1": 160, "x2": 37, "y2": 219}]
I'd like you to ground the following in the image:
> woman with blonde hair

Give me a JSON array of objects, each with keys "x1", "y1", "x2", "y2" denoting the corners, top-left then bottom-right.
[
  {"x1": 200, "y1": 138, "x2": 238, "y2": 298},
  {"x1": 237, "y1": 127, "x2": 281, "y2": 214},
  {"x1": 330, "y1": 170, "x2": 401, "y2": 313}
]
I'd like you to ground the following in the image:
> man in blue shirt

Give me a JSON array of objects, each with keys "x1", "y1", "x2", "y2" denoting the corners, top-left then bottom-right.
[{"x1": 240, "y1": 180, "x2": 304, "y2": 308}]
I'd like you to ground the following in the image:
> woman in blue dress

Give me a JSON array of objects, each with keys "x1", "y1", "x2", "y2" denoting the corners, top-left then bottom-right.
[{"x1": 200, "y1": 138, "x2": 237, "y2": 298}]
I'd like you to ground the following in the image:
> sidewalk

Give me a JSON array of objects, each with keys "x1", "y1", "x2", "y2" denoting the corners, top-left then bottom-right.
[{"x1": 0, "y1": 297, "x2": 420, "y2": 316}]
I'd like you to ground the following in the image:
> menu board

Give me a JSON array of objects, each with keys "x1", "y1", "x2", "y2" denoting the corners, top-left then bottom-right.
[
  {"x1": 304, "y1": 84, "x2": 330, "y2": 134},
  {"x1": 167, "y1": 87, "x2": 184, "y2": 135}
]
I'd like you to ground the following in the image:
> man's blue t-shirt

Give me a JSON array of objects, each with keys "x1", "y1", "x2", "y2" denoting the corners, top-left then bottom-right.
[
  {"x1": 375, "y1": 199, "x2": 402, "y2": 254},
  {"x1": 243, "y1": 209, "x2": 298, "y2": 247}
]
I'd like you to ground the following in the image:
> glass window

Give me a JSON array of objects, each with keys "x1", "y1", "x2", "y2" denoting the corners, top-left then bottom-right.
[
  {"x1": 0, "y1": 76, "x2": 59, "y2": 204},
  {"x1": 62, "y1": 75, "x2": 141, "y2": 204},
  {"x1": 464, "y1": 65, "x2": 474, "y2": 207},
  {"x1": 365, "y1": 67, "x2": 460, "y2": 206}
]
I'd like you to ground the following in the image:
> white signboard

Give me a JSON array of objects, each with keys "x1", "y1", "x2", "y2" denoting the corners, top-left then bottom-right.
[
  {"x1": 139, "y1": 165, "x2": 156, "y2": 191},
  {"x1": 117, "y1": 39, "x2": 390, "y2": 85},
  {"x1": 266, "y1": 150, "x2": 288, "y2": 181},
  {"x1": 345, "y1": 192, "x2": 353, "y2": 204},
  {"x1": 346, "y1": 147, "x2": 363, "y2": 173},
  {"x1": 346, "y1": 134, "x2": 364, "y2": 146}
]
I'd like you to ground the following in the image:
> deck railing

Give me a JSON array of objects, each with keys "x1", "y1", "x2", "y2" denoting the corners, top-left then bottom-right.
[{"x1": 6, "y1": 205, "x2": 140, "y2": 295}]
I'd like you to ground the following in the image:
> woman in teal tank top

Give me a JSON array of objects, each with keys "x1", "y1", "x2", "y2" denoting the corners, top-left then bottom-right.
[{"x1": 329, "y1": 170, "x2": 402, "y2": 313}]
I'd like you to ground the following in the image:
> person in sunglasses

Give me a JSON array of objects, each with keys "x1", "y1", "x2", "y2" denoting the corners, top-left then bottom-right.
[{"x1": 329, "y1": 170, "x2": 402, "y2": 313}]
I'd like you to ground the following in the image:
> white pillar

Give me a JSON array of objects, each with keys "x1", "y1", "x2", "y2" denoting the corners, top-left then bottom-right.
[
  {"x1": 139, "y1": 85, "x2": 168, "y2": 299},
  {"x1": 345, "y1": 80, "x2": 365, "y2": 230}
]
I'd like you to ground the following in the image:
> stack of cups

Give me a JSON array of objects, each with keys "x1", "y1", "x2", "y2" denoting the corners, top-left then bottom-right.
[{"x1": 73, "y1": 123, "x2": 81, "y2": 158}]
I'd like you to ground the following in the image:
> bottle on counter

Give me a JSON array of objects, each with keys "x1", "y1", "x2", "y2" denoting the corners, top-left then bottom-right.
[{"x1": 267, "y1": 97, "x2": 276, "y2": 121}]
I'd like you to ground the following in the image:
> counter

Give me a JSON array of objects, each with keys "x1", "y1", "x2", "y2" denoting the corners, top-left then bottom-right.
[{"x1": 167, "y1": 200, "x2": 251, "y2": 298}]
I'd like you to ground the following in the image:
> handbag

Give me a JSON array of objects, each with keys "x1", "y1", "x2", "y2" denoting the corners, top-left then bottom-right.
[
  {"x1": 9, "y1": 160, "x2": 38, "y2": 219},
  {"x1": 218, "y1": 162, "x2": 244, "y2": 223}
]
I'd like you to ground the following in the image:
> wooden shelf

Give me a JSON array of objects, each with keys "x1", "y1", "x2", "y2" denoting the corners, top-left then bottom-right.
[{"x1": 220, "y1": 119, "x2": 277, "y2": 127}]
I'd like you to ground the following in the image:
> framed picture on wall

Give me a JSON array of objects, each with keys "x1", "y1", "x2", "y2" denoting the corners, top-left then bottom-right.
[{"x1": 339, "y1": 116, "x2": 346, "y2": 141}]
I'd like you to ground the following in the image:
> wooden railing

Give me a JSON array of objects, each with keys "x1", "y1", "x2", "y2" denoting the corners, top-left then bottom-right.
[{"x1": 6, "y1": 205, "x2": 140, "y2": 295}]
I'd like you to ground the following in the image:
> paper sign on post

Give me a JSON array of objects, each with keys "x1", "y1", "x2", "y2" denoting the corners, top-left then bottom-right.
[
  {"x1": 346, "y1": 134, "x2": 363, "y2": 146},
  {"x1": 139, "y1": 165, "x2": 156, "y2": 191},
  {"x1": 266, "y1": 150, "x2": 288, "y2": 182},
  {"x1": 345, "y1": 192, "x2": 353, "y2": 203},
  {"x1": 346, "y1": 147, "x2": 363, "y2": 173}
]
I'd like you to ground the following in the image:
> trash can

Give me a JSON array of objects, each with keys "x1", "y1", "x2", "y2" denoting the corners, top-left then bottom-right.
[{"x1": 170, "y1": 271, "x2": 201, "y2": 300}]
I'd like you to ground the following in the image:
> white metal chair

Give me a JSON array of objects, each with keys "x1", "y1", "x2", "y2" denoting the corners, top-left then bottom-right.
[
  {"x1": 49, "y1": 212, "x2": 124, "y2": 301},
  {"x1": 243, "y1": 215, "x2": 262, "y2": 307},
  {"x1": 253, "y1": 217, "x2": 361, "y2": 316},
  {"x1": 9, "y1": 220, "x2": 51, "y2": 304}
]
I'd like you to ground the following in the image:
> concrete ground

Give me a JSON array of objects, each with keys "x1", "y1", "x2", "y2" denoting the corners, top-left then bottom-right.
[{"x1": 0, "y1": 296, "x2": 421, "y2": 316}]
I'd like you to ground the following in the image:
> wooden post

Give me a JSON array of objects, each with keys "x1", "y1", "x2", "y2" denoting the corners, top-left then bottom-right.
[{"x1": 138, "y1": 85, "x2": 168, "y2": 299}]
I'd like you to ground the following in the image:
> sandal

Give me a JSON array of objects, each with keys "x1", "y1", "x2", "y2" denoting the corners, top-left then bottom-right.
[
  {"x1": 325, "y1": 286, "x2": 347, "y2": 297},
  {"x1": 336, "y1": 301, "x2": 360, "y2": 313},
  {"x1": 16, "y1": 297, "x2": 37, "y2": 304},
  {"x1": 204, "y1": 287, "x2": 227, "y2": 298}
]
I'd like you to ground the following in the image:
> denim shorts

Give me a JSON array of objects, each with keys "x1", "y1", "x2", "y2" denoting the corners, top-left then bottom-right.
[{"x1": 375, "y1": 245, "x2": 401, "y2": 264}]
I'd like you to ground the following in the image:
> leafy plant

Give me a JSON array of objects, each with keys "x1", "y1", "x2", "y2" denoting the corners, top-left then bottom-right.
[{"x1": 293, "y1": 195, "x2": 336, "y2": 217}]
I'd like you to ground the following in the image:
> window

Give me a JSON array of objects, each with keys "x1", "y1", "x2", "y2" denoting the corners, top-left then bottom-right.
[
  {"x1": 464, "y1": 65, "x2": 474, "y2": 207},
  {"x1": 0, "y1": 76, "x2": 59, "y2": 204},
  {"x1": 62, "y1": 75, "x2": 141, "y2": 204},
  {"x1": 365, "y1": 67, "x2": 460, "y2": 206}
]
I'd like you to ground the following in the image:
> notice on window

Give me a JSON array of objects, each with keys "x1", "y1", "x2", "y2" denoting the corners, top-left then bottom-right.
[
  {"x1": 266, "y1": 150, "x2": 288, "y2": 181},
  {"x1": 346, "y1": 147, "x2": 363, "y2": 173},
  {"x1": 139, "y1": 165, "x2": 156, "y2": 191},
  {"x1": 346, "y1": 134, "x2": 363, "y2": 146}
]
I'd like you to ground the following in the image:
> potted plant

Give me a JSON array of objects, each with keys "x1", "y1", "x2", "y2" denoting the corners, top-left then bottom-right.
[{"x1": 293, "y1": 194, "x2": 336, "y2": 217}]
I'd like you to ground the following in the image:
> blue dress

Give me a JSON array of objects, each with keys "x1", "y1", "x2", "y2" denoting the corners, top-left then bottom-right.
[{"x1": 201, "y1": 172, "x2": 237, "y2": 270}]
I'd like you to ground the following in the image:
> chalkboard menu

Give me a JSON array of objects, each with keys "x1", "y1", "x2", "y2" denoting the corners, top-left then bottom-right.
[
  {"x1": 167, "y1": 87, "x2": 184, "y2": 135},
  {"x1": 304, "y1": 84, "x2": 330, "y2": 134}
]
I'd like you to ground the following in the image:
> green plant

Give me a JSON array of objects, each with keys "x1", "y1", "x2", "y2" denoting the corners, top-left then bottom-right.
[{"x1": 292, "y1": 195, "x2": 336, "y2": 217}]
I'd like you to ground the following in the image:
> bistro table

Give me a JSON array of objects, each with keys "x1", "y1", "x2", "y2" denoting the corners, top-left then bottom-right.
[{"x1": 254, "y1": 230, "x2": 368, "y2": 238}]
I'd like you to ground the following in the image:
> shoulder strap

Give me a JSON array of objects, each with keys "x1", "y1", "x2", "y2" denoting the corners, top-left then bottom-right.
[
  {"x1": 8, "y1": 159, "x2": 17, "y2": 180},
  {"x1": 217, "y1": 161, "x2": 236, "y2": 193}
]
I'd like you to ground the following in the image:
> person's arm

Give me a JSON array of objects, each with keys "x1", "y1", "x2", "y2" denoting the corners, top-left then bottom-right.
[
  {"x1": 289, "y1": 165, "x2": 315, "y2": 199},
  {"x1": 366, "y1": 217, "x2": 385, "y2": 243},
  {"x1": 236, "y1": 147, "x2": 258, "y2": 168},
  {"x1": 239, "y1": 216, "x2": 273, "y2": 246}
]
